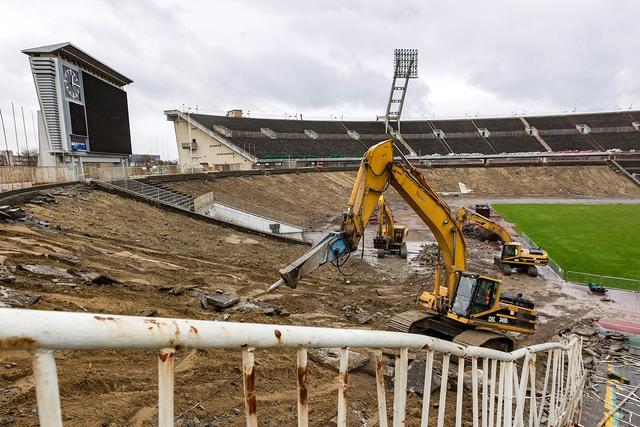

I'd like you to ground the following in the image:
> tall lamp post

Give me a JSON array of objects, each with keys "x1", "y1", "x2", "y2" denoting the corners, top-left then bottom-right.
[{"x1": 377, "y1": 49, "x2": 419, "y2": 157}]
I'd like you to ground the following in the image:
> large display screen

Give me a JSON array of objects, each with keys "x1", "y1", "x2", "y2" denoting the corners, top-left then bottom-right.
[
  {"x1": 69, "y1": 101, "x2": 87, "y2": 136},
  {"x1": 82, "y1": 71, "x2": 132, "y2": 154}
]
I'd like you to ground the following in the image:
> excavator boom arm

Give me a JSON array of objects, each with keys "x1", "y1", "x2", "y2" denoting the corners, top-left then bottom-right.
[
  {"x1": 377, "y1": 195, "x2": 395, "y2": 238},
  {"x1": 272, "y1": 140, "x2": 466, "y2": 294},
  {"x1": 457, "y1": 207, "x2": 512, "y2": 243}
]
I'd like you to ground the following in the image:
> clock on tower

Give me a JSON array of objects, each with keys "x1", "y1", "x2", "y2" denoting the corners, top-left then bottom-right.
[{"x1": 62, "y1": 65, "x2": 82, "y2": 101}]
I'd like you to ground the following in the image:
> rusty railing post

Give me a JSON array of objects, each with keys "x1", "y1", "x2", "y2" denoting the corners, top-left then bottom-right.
[
  {"x1": 158, "y1": 347, "x2": 175, "y2": 427},
  {"x1": 420, "y1": 350, "x2": 434, "y2": 427},
  {"x1": 374, "y1": 350, "x2": 389, "y2": 427},
  {"x1": 242, "y1": 346, "x2": 257, "y2": 427},
  {"x1": 32, "y1": 350, "x2": 62, "y2": 427},
  {"x1": 393, "y1": 347, "x2": 409, "y2": 427},
  {"x1": 337, "y1": 348, "x2": 349, "y2": 427},
  {"x1": 297, "y1": 348, "x2": 309, "y2": 427}
]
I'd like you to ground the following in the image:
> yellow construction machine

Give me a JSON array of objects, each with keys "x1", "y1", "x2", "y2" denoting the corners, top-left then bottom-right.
[
  {"x1": 373, "y1": 195, "x2": 409, "y2": 259},
  {"x1": 269, "y1": 140, "x2": 537, "y2": 350},
  {"x1": 456, "y1": 207, "x2": 549, "y2": 277}
]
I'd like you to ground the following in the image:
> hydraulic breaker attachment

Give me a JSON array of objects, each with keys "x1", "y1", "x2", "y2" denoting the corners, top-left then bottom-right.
[{"x1": 268, "y1": 232, "x2": 351, "y2": 292}]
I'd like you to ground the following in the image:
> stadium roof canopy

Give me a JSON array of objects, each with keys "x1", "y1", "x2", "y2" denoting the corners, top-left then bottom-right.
[{"x1": 22, "y1": 42, "x2": 133, "y2": 87}]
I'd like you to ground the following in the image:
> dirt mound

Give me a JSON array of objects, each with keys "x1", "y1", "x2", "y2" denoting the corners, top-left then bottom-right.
[
  {"x1": 0, "y1": 173, "x2": 636, "y2": 425},
  {"x1": 163, "y1": 165, "x2": 640, "y2": 228}
]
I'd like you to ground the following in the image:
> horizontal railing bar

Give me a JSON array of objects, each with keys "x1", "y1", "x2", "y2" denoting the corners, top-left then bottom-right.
[{"x1": 0, "y1": 309, "x2": 577, "y2": 360}]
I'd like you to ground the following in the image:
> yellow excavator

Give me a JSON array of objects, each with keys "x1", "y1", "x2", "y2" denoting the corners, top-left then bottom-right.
[
  {"x1": 269, "y1": 139, "x2": 537, "y2": 350},
  {"x1": 456, "y1": 207, "x2": 549, "y2": 277},
  {"x1": 373, "y1": 195, "x2": 408, "y2": 259}
]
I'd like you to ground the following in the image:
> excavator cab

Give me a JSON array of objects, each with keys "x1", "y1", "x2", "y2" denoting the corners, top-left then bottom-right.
[
  {"x1": 501, "y1": 243, "x2": 519, "y2": 258},
  {"x1": 451, "y1": 272, "x2": 500, "y2": 317},
  {"x1": 449, "y1": 271, "x2": 536, "y2": 337}
]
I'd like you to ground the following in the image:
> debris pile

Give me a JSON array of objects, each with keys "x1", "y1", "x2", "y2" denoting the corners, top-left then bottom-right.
[
  {"x1": 198, "y1": 291, "x2": 240, "y2": 310},
  {"x1": 342, "y1": 303, "x2": 374, "y2": 324},
  {"x1": 461, "y1": 222, "x2": 502, "y2": 242},
  {"x1": 67, "y1": 268, "x2": 120, "y2": 285},
  {"x1": 196, "y1": 290, "x2": 288, "y2": 317},
  {"x1": 232, "y1": 299, "x2": 287, "y2": 316},
  {"x1": 49, "y1": 251, "x2": 80, "y2": 265},
  {"x1": 406, "y1": 357, "x2": 443, "y2": 396},
  {"x1": 0, "y1": 205, "x2": 32, "y2": 222},
  {"x1": 0, "y1": 186, "x2": 88, "y2": 227},
  {"x1": 17, "y1": 263, "x2": 73, "y2": 279},
  {"x1": 26, "y1": 193, "x2": 57, "y2": 205},
  {"x1": 159, "y1": 284, "x2": 198, "y2": 295},
  {"x1": 411, "y1": 243, "x2": 440, "y2": 265},
  {"x1": 0, "y1": 265, "x2": 16, "y2": 283},
  {"x1": 0, "y1": 205, "x2": 51, "y2": 229},
  {"x1": 0, "y1": 286, "x2": 40, "y2": 308},
  {"x1": 563, "y1": 319, "x2": 635, "y2": 370},
  {"x1": 308, "y1": 348, "x2": 370, "y2": 372}
]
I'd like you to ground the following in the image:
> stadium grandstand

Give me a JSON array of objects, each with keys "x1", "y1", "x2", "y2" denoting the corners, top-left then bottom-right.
[{"x1": 165, "y1": 109, "x2": 640, "y2": 172}]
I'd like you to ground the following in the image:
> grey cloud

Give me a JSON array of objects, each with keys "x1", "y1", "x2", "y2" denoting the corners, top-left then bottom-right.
[{"x1": 1, "y1": 0, "x2": 639, "y2": 159}]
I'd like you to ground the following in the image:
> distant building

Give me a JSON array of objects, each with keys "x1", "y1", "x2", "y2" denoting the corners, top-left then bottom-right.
[
  {"x1": 129, "y1": 154, "x2": 161, "y2": 166},
  {"x1": 22, "y1": 42, "x2": 133, "y2": 171},
  {"x1": 165, "y1": 109, "x2": 256, "y2": 171}
]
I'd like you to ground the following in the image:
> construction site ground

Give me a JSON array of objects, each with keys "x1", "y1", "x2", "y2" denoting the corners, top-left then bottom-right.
[{"x1": 1, "y1": 165, "x2": 639, "y2": 426}]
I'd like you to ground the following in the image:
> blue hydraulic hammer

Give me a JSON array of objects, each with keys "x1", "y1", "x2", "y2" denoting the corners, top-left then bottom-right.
[{"x1": 267, "y1": 232, "x2": 352, "y2": 292}]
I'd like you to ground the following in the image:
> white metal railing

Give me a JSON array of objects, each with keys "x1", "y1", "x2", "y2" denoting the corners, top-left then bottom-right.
[
  {"x1": 0, "y1": 309, "x2": 585, "y2": 427},
  {"x1": 104, "y1": 179, "x2": 195, "y2": 211},
  {"x1": 565, "y1": 270, "x2": 639, "y2": 292}
]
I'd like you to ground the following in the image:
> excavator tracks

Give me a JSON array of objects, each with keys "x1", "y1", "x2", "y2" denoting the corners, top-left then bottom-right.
[
  {"x1": 389, "y1": 310, "x2": 514, "y2": 351},
  {"x1": 388, "y1": 310, "x2": 436, "y2": 334},
  {"x1": 453, "y1": 329, "x2": 514, "y2": 352}
]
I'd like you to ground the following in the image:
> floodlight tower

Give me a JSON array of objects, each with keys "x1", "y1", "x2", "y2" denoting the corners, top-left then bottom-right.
[{"x1": 379, "y1": 49, "x2": 418, "y2": 156}]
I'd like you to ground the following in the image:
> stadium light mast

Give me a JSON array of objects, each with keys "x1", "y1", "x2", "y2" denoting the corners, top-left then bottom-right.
[{"x1": 378, "y1": 49, "x2": 418, "y2": 156}]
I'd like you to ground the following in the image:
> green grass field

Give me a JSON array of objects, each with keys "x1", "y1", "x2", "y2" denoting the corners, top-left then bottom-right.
[{"x1": 492, "y1": 204, "x2": 640, "y2": 286}]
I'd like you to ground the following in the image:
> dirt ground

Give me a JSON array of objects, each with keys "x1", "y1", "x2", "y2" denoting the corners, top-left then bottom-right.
[
  {"x1": 0, "y1": 168, "x2": 638, "y2": 426},
  {"x1": 165, "y1": 165, "x2": 640, "y2": 228}
]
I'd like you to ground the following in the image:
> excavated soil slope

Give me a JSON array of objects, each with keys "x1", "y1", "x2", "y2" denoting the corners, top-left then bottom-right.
[
  {"x1": 166, "y1": 166, "x2": 640, "y2": 228},
  {"x1": 0, "y1": 174, "x2": 636, "y2": 425}
]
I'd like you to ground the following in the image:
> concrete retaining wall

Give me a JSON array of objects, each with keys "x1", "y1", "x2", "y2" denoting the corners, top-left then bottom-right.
[{"x1": 201, "y1": 202, "x2": 308, "y2": 241}]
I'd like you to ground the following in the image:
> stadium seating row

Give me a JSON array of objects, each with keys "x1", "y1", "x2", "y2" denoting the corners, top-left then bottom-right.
[{"x1": 191, "y1": 111, "x2": 640, "y2": 159}]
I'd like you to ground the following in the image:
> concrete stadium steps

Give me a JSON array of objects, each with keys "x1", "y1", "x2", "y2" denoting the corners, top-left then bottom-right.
[
  {"x1": 152, "y1": 183, "x2": 195, "y2": 200},
  {"x1": 444, "y1": 137, "x2": 496, "y2": 154},
  {"x1": 541, "y1": 134, "x2": 596, "y2": 151},
  {"x1": 108, "y1": 179, "x2": 195, "y2": 211},
  {"x1": 404, "y1": 138, "x2": 451, "y2": 155},
  {"x1": 172, "y1": 110, "x2": 640, "y2": 163},
  {"x1": 487, "y1": 136, "x2": 545, "y2": 153},
  {"x1": 592, "y1": 133, "x2": 640, "y2": 151},
  {"x1": 607, "y1": 160, "x2": 640, "y2": 187},
  {"x1": 472, "y1": 117, "x2": 525, "y2": 132}
]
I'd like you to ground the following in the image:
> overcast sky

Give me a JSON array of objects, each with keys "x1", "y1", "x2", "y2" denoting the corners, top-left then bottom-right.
[{"x1": 1, "y1": 0, "x2": 639, "y2": 159}]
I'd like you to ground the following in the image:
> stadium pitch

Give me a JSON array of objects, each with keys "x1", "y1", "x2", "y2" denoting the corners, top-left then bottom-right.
[{"x1": 493, "y1": 204, "x2": 640, "y2": 288}]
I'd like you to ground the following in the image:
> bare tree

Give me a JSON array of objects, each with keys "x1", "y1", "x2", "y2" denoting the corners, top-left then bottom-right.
[{"x1": 17, "y1": 149, "x2": 38, "y2": 166}]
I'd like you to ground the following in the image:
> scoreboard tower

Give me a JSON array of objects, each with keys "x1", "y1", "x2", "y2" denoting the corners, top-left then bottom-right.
[{"x1": 22, "y1": 42, "x2": 133, "y2": 168}]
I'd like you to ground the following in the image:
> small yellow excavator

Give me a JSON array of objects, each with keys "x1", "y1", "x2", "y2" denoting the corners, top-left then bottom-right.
[
  {"x1": 373, "y1": 195, "x2": 408, "y2": 259},
  {"x1": 269, "y1": 139, "x2": 537, "y2": 351},
  {"x1": 456, "y1": 207, "x2": 549, "y2": 277}
]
